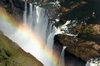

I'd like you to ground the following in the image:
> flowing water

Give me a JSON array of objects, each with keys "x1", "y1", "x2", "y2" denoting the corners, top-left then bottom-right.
[
  {"x1": 85, "y1": 58, "x2": 100, "y2": 66},
  {"x1": 23, "y1": 2, "x2": 57, "y2": 65},
  {"x1": 0, "y1": 1, "x2": 77, "y2": 66},
  {"x1": 59, "y1": 46, "x2": 67, "y2": 66},
  {"x1": 0, "y1": 1, "x2": 58, "y2": 66},
  {"x1": 0, "y1": 0, "x2": 95, "y2": 66}
]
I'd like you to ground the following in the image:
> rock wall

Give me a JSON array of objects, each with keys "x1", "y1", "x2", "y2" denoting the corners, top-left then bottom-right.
[
  {"x1": 54, "y1": 34, "x2": 100, "y2": 62},
  {"x1": 0, "y1": 0, "x2": 25, "y2": 21}
]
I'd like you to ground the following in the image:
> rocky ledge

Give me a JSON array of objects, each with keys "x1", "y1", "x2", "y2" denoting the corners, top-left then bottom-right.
[
  {"x1": 72, "y1": 24, "x2": 100, "y2": 43},
  {"x1": 54, "y1": 34, "x2": 100, "y2": 61},
  {"x1": 53, "y1": 0, "x2": 100, "y2": 62}
]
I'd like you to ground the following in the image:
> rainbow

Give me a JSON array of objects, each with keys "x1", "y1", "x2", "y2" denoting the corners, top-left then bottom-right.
[{"x1": 0, "y1": 7, "x2": 60, "y2": 66}]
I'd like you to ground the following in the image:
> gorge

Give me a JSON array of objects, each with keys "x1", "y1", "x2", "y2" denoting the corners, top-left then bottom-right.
[{"x1": 0, "y1": 0, "x2": 100, "y2": 66}]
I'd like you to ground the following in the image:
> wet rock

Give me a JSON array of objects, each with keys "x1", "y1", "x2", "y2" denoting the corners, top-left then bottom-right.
[
  {"x1": 0, "y1": 0, "x2": 24, "y2": 21},
  {"x1": 72, "y1": 24, "x2": 100, "y2": 35},
  {"x1": 58, "y1": 7, "x2": 70, "y2": 13},
  {"x1": 71, "y1": 24, "x2": 83, "y2": 34},
  {"x1": 53, "y1": 34, "x2": 75, "y2": 61},
  {"x1": 66, "y1": 40, "x2": 100, "y2": 61},
  {"x1": 65, "y1": 50, "x2": 86, "y2": 66},
  {"x1": 54, "y1": 34, "x2": 74, "y2": 46},
  {"x1": 72, "y1": 24, "x2": 100, "y2": 43},
  {"x1": 54, "y1": 34, "x2": 100, "y2": 61}
]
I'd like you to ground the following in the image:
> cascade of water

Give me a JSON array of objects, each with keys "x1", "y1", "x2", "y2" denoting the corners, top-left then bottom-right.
[
  {"x1": 59, "y1": 46, "x2": 67, "y2": 66},
  {"x1": 45, "y1": 26, "x2": 56, "y2": 66},
  {"x1": 46, "y1": 26, "x2": 55, "y2": 49},
  {"x1": 0, "y1": 1, "x2": 57, "y2": 66},
  {"x1": 55, "y1": 20, "x2": 78, "y2": 37},
  {"x1": 23, "y1": 0, "x2": 27, "y2": 24},
  {"x1": 0, "y1": 0, "x2": 79, "y2": 66},
  {"x1": 27, "y1": 3, "x2": 33, "y2": 27},
  {"x1": 27, "y1": 5, "x2": 49, "y2": 43},
  {"x1": 23, "y1": 1, "x2": 57, "y2": 66}
]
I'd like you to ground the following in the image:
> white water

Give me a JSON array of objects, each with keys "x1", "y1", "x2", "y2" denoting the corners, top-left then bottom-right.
[
  {"x1": 59, "y1": 46, "x2": 67, "y2": 66},
  {"x1": 0, "y1": 0, "x2": 82, "y2": 66},
  {"x1": 24, "y1": 2, "x2": 78, "y2": 66},
  {"x1": 55, "y1": 20, "x2": 78, "y2": 37},
  {"x1": 20, "y1": 1, "x2": 100, "y2": 66},
  {"x1": 23, "y1": 0, "x2": 27, "y2": 24},
  {"x1": 0, "y1": 1, "x2": 56, "y2": 66},
  {"x1": 22, "y1": 3, "x2": 100, "y2": 66},
  {"x1": 23, "y1": 2, "x2": 57, "y2": 66},
  {"x1": 86, "y1": 58, "x2": 100, "y2": 66},
  {"x1": 27, "y1": 5, "x2": 49, "y2": 43},
  {"x1": 46, "y1": 26, "x2": 55, "y2": 51}
]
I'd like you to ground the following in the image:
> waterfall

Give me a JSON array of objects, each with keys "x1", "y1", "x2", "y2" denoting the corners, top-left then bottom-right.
[
  {"x1": 27, "y1": 3, "x2": 33, "y2": 27},
  {"x1": 27, "y1": 5, "x2": 49, "y2": 43},
  {"x1": 22, "y1": 1, "x2": 57, "y2": 66},
  {"x1": 0, "y1": 0, "x2": 80, "y2": 66},
  {"x1": 0, "y1": 1, "x2": 57, "y2": 66},
  {"x1": 46, "y1": 26, "x2": 55, "y2": 49},
  {"x1": 23, "y1": 0, "x2": 27, "y2": 24},
  {"x1": 23, "y1": 1, "x2": 78, "y2": 66},
  {"x1": 59, "y1": 46, "x2": 67, "y2": 66}
]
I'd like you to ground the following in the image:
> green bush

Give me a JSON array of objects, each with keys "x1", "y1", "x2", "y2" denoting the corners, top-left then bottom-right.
[
  {"x1": 0, "y1": 49, "x2": 8, "y2": 59},
  {"x1": 4, "y1": 5, "x2": 8, "y2": 9},
  {"x1": 82, "y1": 27, "x2": 94, "y2": 34},
  {"x1": 0, "y1": 56, "x2": 4, "y2": 62}
]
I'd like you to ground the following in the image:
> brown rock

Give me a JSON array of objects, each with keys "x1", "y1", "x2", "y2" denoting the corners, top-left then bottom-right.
[
  {"x1": 72, "y1": 24, "x2": 100, "y2": 35},
  {"x1": 59, "y1": 7, "x2": 70, "y2": 13},
  {"x1": 54, "y1": 34, "x2": 100, "y2": 61},
  {"x1": 66, "y1": 40, "x2": 100, "y2": 61},
  {"x1": 72, "y1": 24, "x2": 83, "y2": 34},
  {"x1": 54, "y1": 34, "x2": 74, "y2": 46}
]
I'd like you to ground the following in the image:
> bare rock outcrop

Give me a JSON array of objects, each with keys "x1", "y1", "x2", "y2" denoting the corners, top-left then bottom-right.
[
  {"x1": 54, "y1": 34, "x2": 100, "y2": 61},
  {"x1": 66, "y1": 40, "x2": 100, "y2": 61},
  {"x1": 72, "y1": 24, "x2": 100, "y2": 35}
]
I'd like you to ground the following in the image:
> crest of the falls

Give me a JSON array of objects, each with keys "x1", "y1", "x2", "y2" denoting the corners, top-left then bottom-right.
[
  {"x1": 55, "y1": 20, "x2": 78, "y2": 37},
  {"x1": 59, "y1": 46, "x2": 67, "y2": 66}
]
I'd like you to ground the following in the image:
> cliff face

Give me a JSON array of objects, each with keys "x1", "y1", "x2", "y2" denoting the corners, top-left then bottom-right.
[
  {"x1": 0, "y1": 0, "x2": 24, "y2": 21},
  {"x1": 0, "y1": 31, "x2": 43, "y2": 66},
  {"x1": 53, "y1": 0, "x2": 100, "y2": 62},
  {"x1": 54, "y1": 34, "x2": 100, "y2": 61}
]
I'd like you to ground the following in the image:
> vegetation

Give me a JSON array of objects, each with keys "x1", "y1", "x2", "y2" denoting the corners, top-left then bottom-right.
[
  {"x1": 0, "y1": 31, "x2": 43, "y2": 66},
  {"x1": 82, "y1": 27, "x2": 94, "y2": 34},
  {"x1": 4, "y1": 5, "x2": 8, "y2": 9}
]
